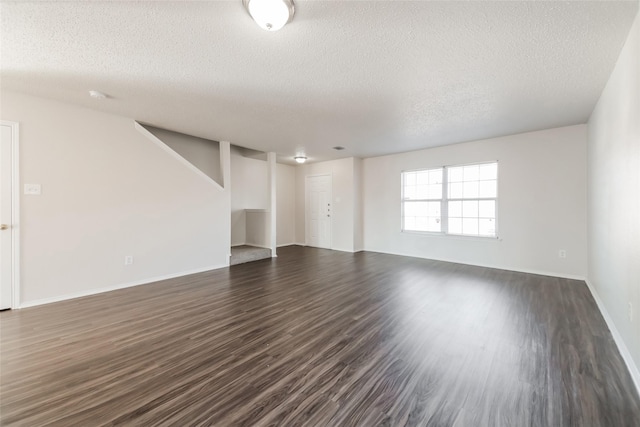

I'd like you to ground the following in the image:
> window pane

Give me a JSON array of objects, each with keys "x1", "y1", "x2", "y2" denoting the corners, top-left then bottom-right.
[
  {"x1": 479, "y1": 218, "x2": 496, "y2": 236},
  {"x1": 463, "y1": 181, "x2": 479, "y2": 198},
  {"x1": 479, "y1": 200, "x2": 495, "y2": 218},
  {"x1": 404, "y1": 201, "x2": 426, "y2": 218},
  {"x1": 463, "y1": 218, "x2": 479, "y2": 235},
  {"x1": 405, "y1": 163, "x2": 496, "y2": 237},
  {"x1": 427, "y1": 217, "x2": 441, "y2": 232},
  {"x1": 449, "y1": 182, "x2": 463, "y2": 199},
  {"x1": 449, "y1": 217, "x2": 462, "y2": 234},
  {"x1": 404, "y1": 172, "x2": 416, "y2": 186},
  {"x1": 416, "y1": 185, "x2": 429, "y2": 199},
  {"x1": 404, "y1": 202, "x2": 416, "y2": 217},
  {"x1": 429, "y1": 169, "x2": 443, "y2": 185},
  {"x1": 415, "y1": 216, "x2": 428, "y2": 231},
  {"x1": 427, "y1": 201, "x2": 441, "y2": 217},
  {"x1": 448, "y1": 166, "x2": 463, "y2": 183},
  {"x1": 462, "y1": 200, "x2": 479, "y2": 217},
  {"x1": 414, "y1": 201, "x2": 428, "y2": 214},
  {"x1": 404, "y1": 186, "x2": 415, "y2": 200},
  {"x1": 463, "y1": 165, "x2": 479, "y2": 181},
  {"x1": 403, "y1": 201, "x2": 441, "y2": 232},
  {"x1": 404, "y1": 216, "x2": 416, "y2": 230},
  {"x1": 416, "y1": 171, "x2": 430, "y2": 185},
  {"x1": 427, "y1": 184, "x2": 442, "y2": 199},
  {"x1": 449, "y1": 201, "x2": 462, "y2": 217},
  {"x1": 479, "y1": 163, "x2": 497, "y2": 180},
  {"x1": 479, "y1": 180, "x2": 497, "y2": 198}
]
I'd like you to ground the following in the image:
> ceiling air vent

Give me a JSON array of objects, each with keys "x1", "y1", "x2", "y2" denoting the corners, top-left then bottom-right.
[{"x1": 333, "y1": 146, "x2": 345, "y2": 151}]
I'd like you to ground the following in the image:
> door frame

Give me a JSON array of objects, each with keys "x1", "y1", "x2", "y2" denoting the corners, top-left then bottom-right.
[
  {"x1": 305, "y1": 173, "x2": 332, "y2": 249},
  {"x1": 1, "y1": 120, "x2": 20, "y2": 309}
]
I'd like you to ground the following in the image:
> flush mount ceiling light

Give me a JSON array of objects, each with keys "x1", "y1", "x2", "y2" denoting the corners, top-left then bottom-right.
[
  {"x1": 243, "y1": 0, "x2": 294, "y2": 31},
  {"x1": 88, "y1": 90, "x2": 108, "y2": 99},
  {"x1": 294, "y1": 156, "x2": 307, "y2": 164}
]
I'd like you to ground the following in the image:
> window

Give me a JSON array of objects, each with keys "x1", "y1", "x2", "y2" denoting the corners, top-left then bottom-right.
[{"x1": 402, "y1": 162, "x2": 498, "y2": 237}]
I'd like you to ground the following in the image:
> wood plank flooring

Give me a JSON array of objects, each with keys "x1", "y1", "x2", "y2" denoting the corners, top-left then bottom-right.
[{"x1": 1, "y1": 246, "x2": 639, "y2": 426}]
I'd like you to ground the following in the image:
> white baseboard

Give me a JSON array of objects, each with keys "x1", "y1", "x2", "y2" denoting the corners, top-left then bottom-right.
[
  {"x1": 584, "y1": 279, "x2": 640, "y2": 395},
  {"x1": 19, "y1": 263, "x2": 228, "y2": 309},
  {"x1": 242, "y1": 243, "x2": 272, "y2": 250},
  {"x1": 280, "y1": 243, "x2": 361, "y2": 254},
  {"x1": 330, "y1": 246, "x2": 359, "y2": 254},
  {"x1": 277, "y1": 242, "x2": 298, "y2": 248},
  {"x1": 364, "y1": 248, "x2": 587, "y2": 281}
]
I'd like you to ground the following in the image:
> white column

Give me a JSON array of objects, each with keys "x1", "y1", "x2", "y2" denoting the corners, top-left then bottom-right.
[
  {"x1": 268, "y1": 152, "x2": 277, "y2": 257},
  {"x1": 220, "y1": 141, "x2": 232, "y2": 264}
]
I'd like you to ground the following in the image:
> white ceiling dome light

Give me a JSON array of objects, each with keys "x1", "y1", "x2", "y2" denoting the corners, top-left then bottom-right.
[
  {"x1": 294, "y1": 156, "x2": 307, "y2": 164},
  {"x1": 243, "y1": 0, "x2": 294, "y2": 32},
  {"x1": 88, "y1": 90, "x2": 107, "y2": 99}
]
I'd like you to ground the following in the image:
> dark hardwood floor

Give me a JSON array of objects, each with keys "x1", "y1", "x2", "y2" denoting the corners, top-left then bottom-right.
[{"x1": 1, "y1": 246, "x2": 639, "y2": 426}]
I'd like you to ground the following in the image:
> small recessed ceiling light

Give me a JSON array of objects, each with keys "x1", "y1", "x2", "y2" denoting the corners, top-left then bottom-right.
[
  {"x1": 332, "y1": 146, "x2": 345, "y2": 151},
  {"x1": 88, "y1": 90, "x2": 108, "y2": 99},
  {"x1": 243, "y1": 0, "x2": 294, "y2": 31},
  {"x1": 294, "y1": 156, "x2": 307, "y2": 164}
]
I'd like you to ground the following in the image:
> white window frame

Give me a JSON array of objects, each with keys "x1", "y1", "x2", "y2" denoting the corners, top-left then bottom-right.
[{"x1": 401, "y1": 161, "x2": 499, "y2": 238}]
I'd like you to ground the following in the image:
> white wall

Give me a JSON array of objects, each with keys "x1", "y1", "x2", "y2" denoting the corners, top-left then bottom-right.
[
  {"x1": 295, "y1": 157, "x2": 359, "y2": 252},
  {"x1": 230, "y1": 148, "x2": 268, "y2": 246},
  {"x1": 244, "y1": 210, "x2": 269, "y2": 248},
  {"x1": 1, "y1": 91, "x2": 230, "y2": 306},
  {"x1": 588, "y1": 11, "x2": 640, "y2": 379},
  {"x1": 363, "y1": 125, "x2": 588, "y2": 278},
  {"x1": 276, "y1": 163, "x2": 296, "y2": 246}
]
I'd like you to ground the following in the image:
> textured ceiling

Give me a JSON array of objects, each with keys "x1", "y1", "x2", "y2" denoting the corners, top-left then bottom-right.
[{"x1": 1, "y1": 1, "x2": 637, "y2": 164}]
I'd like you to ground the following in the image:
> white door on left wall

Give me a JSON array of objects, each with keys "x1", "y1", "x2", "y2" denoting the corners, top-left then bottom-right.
[{"x1": 0, "y1": 123, "x2": 15, "y2": 309}]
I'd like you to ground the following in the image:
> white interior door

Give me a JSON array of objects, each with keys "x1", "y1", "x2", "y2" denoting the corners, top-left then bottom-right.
[
  {"x1": 306, "y1": 175, "x2": 332, "y2": 249},
  {"x1": 1, "y1": 122, "x2": 16, "y2": 310}
]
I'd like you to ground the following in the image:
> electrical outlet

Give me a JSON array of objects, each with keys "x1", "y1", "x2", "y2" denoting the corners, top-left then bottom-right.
[
  {"x1": 124, "y1": 255, "x2": 134, "y2": 266},
  {"x1": 24, "y1": 184, "x2": 42, "y2": 195},
  {"x1": 558, "y1": 250, "x2": 566, "y2": 258},
  {"x1": 629, "y1": 302, "x2": 633, "y2": 322}
]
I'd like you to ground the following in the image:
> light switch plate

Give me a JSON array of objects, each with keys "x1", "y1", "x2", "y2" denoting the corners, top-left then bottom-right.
[{"x1": 24, "y1": 184, "x2": 42, "y2": 195}]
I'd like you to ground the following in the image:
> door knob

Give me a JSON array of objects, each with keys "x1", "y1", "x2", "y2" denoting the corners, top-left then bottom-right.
[{"x1": 0, "y1": 224, "x2": 8, "y2": 230}]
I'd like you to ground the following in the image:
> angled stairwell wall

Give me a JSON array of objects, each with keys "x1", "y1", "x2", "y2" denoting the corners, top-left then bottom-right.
[{"x1": 137, "y1": 123, "x2": 224, "y2": 188}]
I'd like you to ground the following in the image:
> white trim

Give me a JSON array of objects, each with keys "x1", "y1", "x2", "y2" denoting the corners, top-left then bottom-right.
[
  {"x1": 1, "y1": 120, "x2": 20, "y2": 309},
  {"x1": 11, "y1": 123, "x2": 20, "y2": 309},
  {"x1": 19, "y1": 263, "x2": 227, "y2": 309},
  {"x1": 584, "y1": 279, "x2": 640, "y2": 395},
  {"x1": 134, "y1": 121, "x2": 224, "y2": 191}
]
